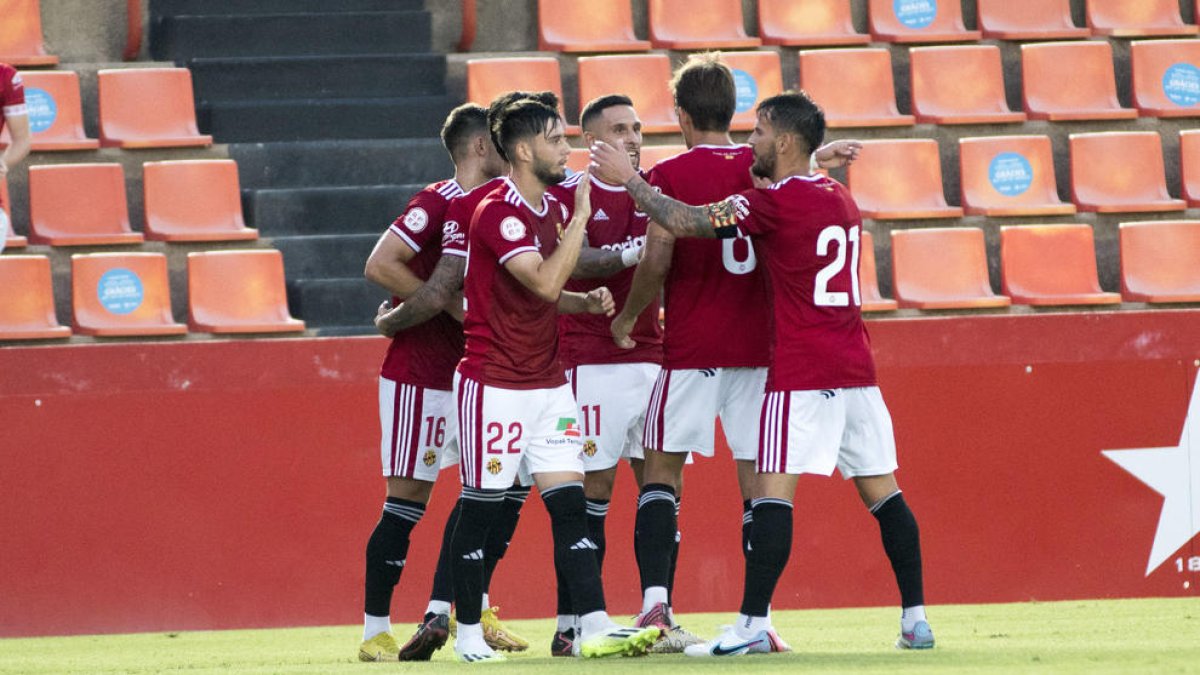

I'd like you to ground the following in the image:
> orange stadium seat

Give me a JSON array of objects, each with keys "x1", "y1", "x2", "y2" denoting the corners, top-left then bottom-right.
[
  {"x1": 719, "y1": 51, "x2": 784, "y2": 131},
  {"x1": 1021, "y1": 41, "x2": 1138, "y2": 121},
  {"x1": 1119, "y1": 220, "x2": 1200, "y2": 302},
  {"x1": 465, "y1": 57, "x2": 579, "y2": 133},
  {"x1": 647, "y1": 0, "x2": 762, "y2": 50},
  {"x1": 567, "y1": 148, "x2": 590, "y2": 174},
  {"x1": 1069, "y1": 132, "x2": 1187, "y2": 213},
  {"x1": 0, "y1": 255, "x2": 71, "y2": 339},
  {"x1": 638, "y1": 144, "x2": 687, "y2": 170},
  {"x1": 909, "y1": 45, "x2": 1026, "y2": 125},
  {"x1": 846, "y1": 139, "x2": 963, "y2": 219},
  {"x1": 0, "y1": 0, "x2": 58, "y2": 66},
  {"x1": 97, "y1": 68, "x2": 213, "y2": 148},
  {"x1": 1, "y1": 174, "x2": 26, "y2": 249},
  {"x1": 1182, "y1": 129, "x2": 1200, "y2": 207},
  {"x1": 577, "y1": 54, "x2": 678, "y2": 134},
  {"x1": 1085, "y1": 0, "x2": 1198, "y2": 37},
  {"x1": 71, "y1": 253, "x2": 187, "y2": 336},
  {"x1": 17, "y1": 70, "x2": 100, "y2": 151},
  {"x1": 187, "y1": 250, "x2": 305, "y2": 334},
  {"x1": 1130, "y1": 39, "x2": 1200, "y2": 118},
  {"x1": 891, "y1": 228, "x2": 1011, "y2": 309},
  {"x1": 867, "y1": 0, "x2": 981, "y2": 43},
  {"x1": 977, "y1": 0, "x2": 1091, "y2": 40},
  {"x1": 959, "y1": 135, "x2": 1075, "y2": 216},
  {"x1": 1000, "y1": 225, "x2": 1120, "y2": 306},
  {"x1": 859, "y1": 230, "x2": 897, "y2": 312},
  {"x1": 538, "y1": 0, "x2": 650, "y2": 52},
  {"x1": 757, "y1": 0, "x2": 870, "y2": 46},
  {"x1": 797, "y1": 48, "x2": 914, "y2": 128},
  {"x1": 143, "y1": 160, "x2": 257, "y2": 242},
  {"x1": 28, "y1": 163, "x2": 144, "y2": 246}
]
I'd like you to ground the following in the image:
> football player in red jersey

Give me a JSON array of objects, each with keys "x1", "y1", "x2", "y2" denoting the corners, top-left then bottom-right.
[
  {"x1": 591, "y1": 90, "x2": 933, "y2": 656},
  {"x1": 0, "y1": 63, "x2": 31, "y2": 252}
]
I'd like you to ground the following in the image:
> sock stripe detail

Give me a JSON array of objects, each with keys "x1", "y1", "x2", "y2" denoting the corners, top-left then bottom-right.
[
  {"x1": 869, "y1": 489, "x2": 903, "y2": 514},
  {"x1": 541, "y1": 481, "x2": 584, "y2": 499},
  {"x1": 638, "y1": 490, "x2": 676, "y2": 508},
  {"x1": 585, "y1": 500, "x2": 610, "y2": 517},
  {"x1": 382, "y1": 502, "x2": 426, "y2": 523},
  {"x1": 462, "y1": 486, "x2": 506, "y2": 503},
  {"x1": 751, "y1": 497, "x2": 793, "y2": 510},
  {"x1": 505, "y1": 486, "x2": 532, "y2": 503}
]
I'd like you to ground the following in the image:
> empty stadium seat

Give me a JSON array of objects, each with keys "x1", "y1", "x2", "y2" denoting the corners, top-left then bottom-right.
[
  {"x1": 17, "y1": 70, "x2": 100, "y2": 151},
  {"x1": 567, "y1": 148, "x2": 590, "y2": 175},
  {"x1": 1085, "y1": 0, "x2": 1199, "y2": 37},
  {"x1": 97, "y1": 68, "x2": 213, "y2": 148},
  {"x1": 1119, "y1": 220, "x2": 1200, "y2": 302},
  {"x1": 976, "y1": 0, "x2": 1091, "y2": 40},
  {"x1": 28, "y1": 163, "x2": 144, "y2": 246},
  {"x1": 577, "y1": 54, "x2": 678, "y2": 134},
  {"x1": 187, "y1": 250, "x2": 305, "y2": 334},
  {"x1": 1182, "y1": 129, "x2": 1200, "y2": 207},
  {"x1": 647, "y1": 0, "x2": 762, "y2": 49},
  {"x1": 797, "y1": 48, "x2": 914, "y2": 128},
  {"x1": 1069, "y1": 132, "x2": 1187, "y2": 213},
  {"x1": 465, "y1": 57, "x2": 579, "y2": 133},
  {"x1": 0, "y1": 255, "x2": 71, "y2": 339},
  {"x1": 757, "y1": 0, "x2": 870, "y2": 46},
  {"x1": 719, "y1": 51, "x2": 784, "y2": 131},
  {"x1": 71, "y1": 253, "x2": 187, "y2": 336},
  {"x1": 891, "y1": 228, "x2": 1011, "y2": 309},
  {"x1": 143, "y1": 160, "x2": 257, "y2": 242},
  {"x1": 1021, "y1": 41, "x2": 1138, "y2": 121},
  {"x1": 538, "y1": 0, "x2": 651, "y2": 52},
  {"x1": 867, "y1": 0, "x2": 981, "y2": 43},
  {"x1": 859, "y1": 229, "x2": 897, "y2": 312},
  {"x1": 638, "y1": 144, "x2": 687, "y2": 169},
  {"x1": 959, "y1": 135, "x2": 1076, "y2": 216},
  {"x1": 0, "y1": 0, "x2": 58, "y2": 66},
  {"x1": 999, "y1": 225, "x2": 1120, "y2": 306},
  {"x1": 847, "y1": 139, "x2": 963, "y2": 219},
  {"x1": 1130, "y1": 39, "x2": 1200, "y2": 117},
  {"x1": 1, "y1": 174, "x2": 25, "y2": 249},
  {"x1": 909, "y1": 45, "x2": 1026, "y2": 125}
]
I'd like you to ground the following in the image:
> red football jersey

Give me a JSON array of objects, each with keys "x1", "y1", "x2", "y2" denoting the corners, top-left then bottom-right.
[
  {"x1": 0, "y1": 64, "x2": 26, "y2": 135},
  {"x1": 550, "y1": 172, "x2": 662, "y2": 368},
  {"x1": 725, "y1": 174, "x2": 877, "y2": 391},
  {"x1": 459, "y1": 177, "x2": 571, "y2": 389},
  {"x1": 440, "y1": 177, "x2": 505, "y2": 259},
  {"x1": 379, "y1": 179, "x2": 466, "y2": 390},
  {"x1": 646, "y1": 145, "x2": 770, "y2": 369}
]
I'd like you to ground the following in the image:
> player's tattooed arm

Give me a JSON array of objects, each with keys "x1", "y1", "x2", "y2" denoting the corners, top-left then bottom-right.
[
  {"x1": 572, "y1": 245, "x2": 627, "y2": 279},
  {"x1": 374, "y1": 255, "x2": 466, "y2": 337},
  {"x1": 621, "y1": 177, "x2": 719, "y2": 240}
]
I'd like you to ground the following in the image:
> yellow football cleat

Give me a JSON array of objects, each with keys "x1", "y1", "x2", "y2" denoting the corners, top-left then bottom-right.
[
  {"x1": 450, "y1": 606, "x2": 529, "y2": 652},
  {"x1": 358, "y1": 631, "x2": 400, "y2": 662},
  {"x1": 580, "y1": 625, "x2": 661, "y2": 658}
]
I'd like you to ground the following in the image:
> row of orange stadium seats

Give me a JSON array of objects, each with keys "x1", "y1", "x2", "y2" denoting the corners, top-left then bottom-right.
[{"x1": 0, "y1": 250, "x2": 303, "y2": 340}]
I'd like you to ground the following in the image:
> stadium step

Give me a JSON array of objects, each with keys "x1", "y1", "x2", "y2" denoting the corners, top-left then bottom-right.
[
  {"x1": 190, "y1": 55, "x2": 446, "y2": 102},
  {"x1": 230, "y1": 139, "x2": 452, "y2": 190},
  {"x1": 150, "y1": 0, "x2": 423, "y2": 18},
  {"x1": 286, "y1": 277, "x2": 383, "y2": 334},
  {"x1": 199, "y1": 95, "x2": 454, "y2": 143},
  {"x1": 244, "y1": 185, "x2": 423, "y2": 236},
  {"x1": 271, "y1": 233, "x2": 380, "y2": 279}
]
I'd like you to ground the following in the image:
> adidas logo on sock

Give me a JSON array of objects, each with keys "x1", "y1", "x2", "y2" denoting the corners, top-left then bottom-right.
[
  {"x1": 385, "y1": 559, "x2": 407, "y2": 568},
  {"x1": 461, "y1": 549, "x2": 484, "y2": 561},
  {"x1": 569, "y1": 537, "x2": 599, "y2": 551}
]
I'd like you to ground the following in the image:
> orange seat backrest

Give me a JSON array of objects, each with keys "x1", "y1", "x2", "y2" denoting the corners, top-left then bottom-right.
[
  {"x1": 1086, "y1": 0, "x2": 1198, "y2": 36},
  {"x1": 867, "y1": 0, "x2": 978, "y2": 41},
  {"x1": 1130, "y1": 39, "x2": 1200, "y2": 115},
  {"x1": 0, "y1": 255, "x2": 69, "y2": 337},
  {"x1": 1069, "y1": 132, "x2": 1174, "y2": 207},
  {"x1": 538, "y1": 0, "x2": 649, "y2": 52},
  {"x1": 891, "y1": 228, "x2": 1001, "y2": 305},
  {"x1": 959, "y1": 135, "x2": 1070, "y2": 213},
  {"x1": 858, "y1": 229, "x2": 889, "y2": 305},
  {"x1": 1000, "y1": 224, "x2": 1107, "y2": 298},
  {"x1": 0, "y1": 172, "x2": 9, "y2": 211},
  {"x1": 187, "y1": 250, "x2": 304, "y2": 332},
  {"x1": 647, "y1": 0, "x2": 761, "y2": 48},
  {"x1": 577, "y1": 54, "x2": 678, "y2": 133},
  {"x1": 17, "y1": 70, "x2": 96, "y2": 148},
  {"x1": 757, "y1": 0, "x2": 868, "y2": 45},
  {"x1": 1119, "y1": 220, "x2": 1200, "y2": 299},
  {"x1": 97, "y1": 68, "x2": 206, "y2": 146},
  {"x1": 717, "y1": 51, "x2": 784, "y2": 131},
  {"x1": 143, "y1": 159, "x2": 254, "y2": 240},
  {"x1": 71, "y1": 253, "x2": 185, "y2": 335},
  {"x1": 976, "y1": 0, "x2": 1090, "y2": 39},
  {"x1": 1182, "y1": 130, "x2": 1200, "y2": 205},
  {"x1": 638, "y1": 144, "x2": 687, "y2": 170},
  {"x1": 797, "y1": 48, "x2": 910, "y2": 126},
  {"x1": 466, "y1": 58, "x2": 568, "y2": 119},
  {"x1": 846, "y1": 139, "x2": 955, "y2": 213},
  {"x1": 28, "y1": 163, "x2": 135, "y2": 241},
  {"x1": 0, "y1": 0, "x2": 57, "y2": 65},
  {"x1": 1021, "y1": 41, "x2": 1128, "y2": 118},
  {"x1": 910, "y1": 45, "x2": 1019, "y2": 120}
]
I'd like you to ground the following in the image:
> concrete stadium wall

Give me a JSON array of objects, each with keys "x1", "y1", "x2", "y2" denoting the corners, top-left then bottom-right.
[{"x1": 1, "y1": 311, "x2": 1198, "y2": 637}]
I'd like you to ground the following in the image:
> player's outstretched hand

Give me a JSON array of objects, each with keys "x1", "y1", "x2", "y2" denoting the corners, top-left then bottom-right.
[
  {"x1": 813, "y1": 139, "x2": 862, "y2": 169},
  {"x1": 610, "y1": 313, "x2": 636, "y2": 349},
  {"x1": 590, "y1": 140, "x2": 638, "y2": 186},
  {"x1": 573, "y1": 166, "x2": 593, "y2": 225},
  {"x1": 374, "y1": 300, "x2": 398, "y2": 337},
  {"x1": 586, "y1": 286, "x2": 615, "y2": 316}
]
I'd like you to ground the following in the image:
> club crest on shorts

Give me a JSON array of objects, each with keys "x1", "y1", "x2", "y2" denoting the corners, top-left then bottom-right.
[
  {"x1": 486, "y1": 458, "x2": 503, "y2": 475},
  {"x1": 423, "y1": 449, "x2": 438, "y2": 467},
  {"x1": 583, "y1": 439, "x2": 597, "y2": 457}
]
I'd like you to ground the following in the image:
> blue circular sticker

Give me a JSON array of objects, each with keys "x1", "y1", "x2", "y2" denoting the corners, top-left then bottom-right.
[
  {"x1": 732, "y1": 69, "x2": 758, "y2": 113},
  {"x1": 894, "y1": 0, "x2": 937, "y2": 29},
  {"x1": 1162, "y1": 63, "x2": 1200, "y2": 108},
  {"x1": 97, "y1": 268, "x2": 144, "y2": 315},
  {"x1": 24, "y1": 87, "x2": 57, "y2": 133},
  {"x1": 988, "y1": 152, "x2": 1033, "y2": 197}
]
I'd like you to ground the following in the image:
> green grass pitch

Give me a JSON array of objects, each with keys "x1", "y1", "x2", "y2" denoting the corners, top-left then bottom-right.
[{"x1": 2, "y1": 598, "x2": 1198, "y2": 674}]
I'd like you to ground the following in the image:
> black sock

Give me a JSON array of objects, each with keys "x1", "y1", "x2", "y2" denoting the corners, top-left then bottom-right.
[
  {"x1": 543, "y1": 482, "x2": 605, "y2": 616},
  {"x1": 364, "y1": 497, "x2": 425, "y2": 617},
  {"x1": 872, "y1": 491, "x2": 925, "y2": 609},
  {"x1": 635, "y1": 483, "x2": 676, "y2": 593},
  {"x1": 740, "y1": 498, "x2": 792, "y2": 617},
  {"x1": 428, "y1": 498, "x2": 462, "y2": 605},
  {"x1": 483, "y1": 485, "x2": 530, "y2": 594},
  {"x1": 741, "y1": 498, "x2": 753, "y2": 560},
  {"x1": 586, "y1": 498, "x2": 610, "y2": 572},
  {"x1": 667, "y1": 497, "x2": 680, "y2": 605},
  {"x1": 555, "y1": 557, "x2": 574, "y2": 616},
  {"x1": 450, "y1": 487, "x2": 505, "y2": 625}
]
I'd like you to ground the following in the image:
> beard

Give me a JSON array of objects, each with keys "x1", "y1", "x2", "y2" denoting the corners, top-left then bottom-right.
[
  {"x1": 751, "y1": 150, "x2": 776, "y2": 180},
  {"x1": 533, "y1": 156, "x2": 567, "y2": 186}
]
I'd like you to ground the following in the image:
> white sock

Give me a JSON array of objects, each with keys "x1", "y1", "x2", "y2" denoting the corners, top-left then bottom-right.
[
  {"x1": 425, "y1": 600, "x2": 451, "y2": 617},
  {"x1": 363, "y1": 613, "x2": 390, "y2": 641},
  {"x1": 481, "y1": 593, "x2": 490, "y2": 610},
  {"x1": 556, "y1": 614, "x2": 576, "y2": 632},
  {"x1": 734, "y1": 614, "x2": 770, "y2": 639},
  {"x1": 455, "y1": 623, "x2": 493, "y2": 654},
  {"x1": 901, "y1": 605, "x2": 927, "y2": 632},
  {"x1": 579, "y1": 610, "x2": 618, "y2": 640},
  {"x1": 642, "y1": 586, "x2": 669, "y2": 613}
]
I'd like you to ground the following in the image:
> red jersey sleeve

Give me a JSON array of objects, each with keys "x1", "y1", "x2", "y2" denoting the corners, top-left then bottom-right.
[
  {"x1": 440, "y1": 196, "x2": 472, "y2": 258},
  {"x1": 473, "y1": 201, "x2": 541, "y2": 265},
  {"x1": 388, "y1": 189, "x2": 448, "y2": 253}
]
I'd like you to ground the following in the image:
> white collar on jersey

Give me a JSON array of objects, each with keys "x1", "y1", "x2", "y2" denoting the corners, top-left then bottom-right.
[
  {"x1": 501, "y1": 176, "x2": 549, "y2": 216},
  {"x1": 690, "y1": 143, "x2": 750, "y2": 150},
  {"x1": 768, "y1": 173, "x2": 824, "y2": 189}
]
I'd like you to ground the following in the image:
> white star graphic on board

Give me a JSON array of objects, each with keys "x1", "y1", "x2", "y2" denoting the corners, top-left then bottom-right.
[{"x1": 1102, "y1": 375, "x2": 1200, "y2": 576}]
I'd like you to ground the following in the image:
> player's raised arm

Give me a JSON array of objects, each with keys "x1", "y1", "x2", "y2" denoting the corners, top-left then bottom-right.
[
  {"x1": 813, "y1": 139, "x2": 862, "y2": 170},
  {"x1": 504, "y1": 169, "x2": 593, "y2": 302}
]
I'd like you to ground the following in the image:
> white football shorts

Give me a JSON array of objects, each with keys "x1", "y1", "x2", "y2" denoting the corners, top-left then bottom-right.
[
  {"x1": 758, "y1": 386, "x2": 898, "y2": 478},
  {"x1": 378, "y1": 377, "x2": 458, "y2": 480},
  {"x1": 641, "y1": 367, "x2": 766, "y2": 460},
  {"x1": 566, "y1": 362, "x2": 660, "y2": 471}
]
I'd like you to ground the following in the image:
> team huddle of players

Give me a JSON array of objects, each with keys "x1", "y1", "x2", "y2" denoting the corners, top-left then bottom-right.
[{"x1": 358, "y1": 53, "x2": 935, "y2": 663}]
